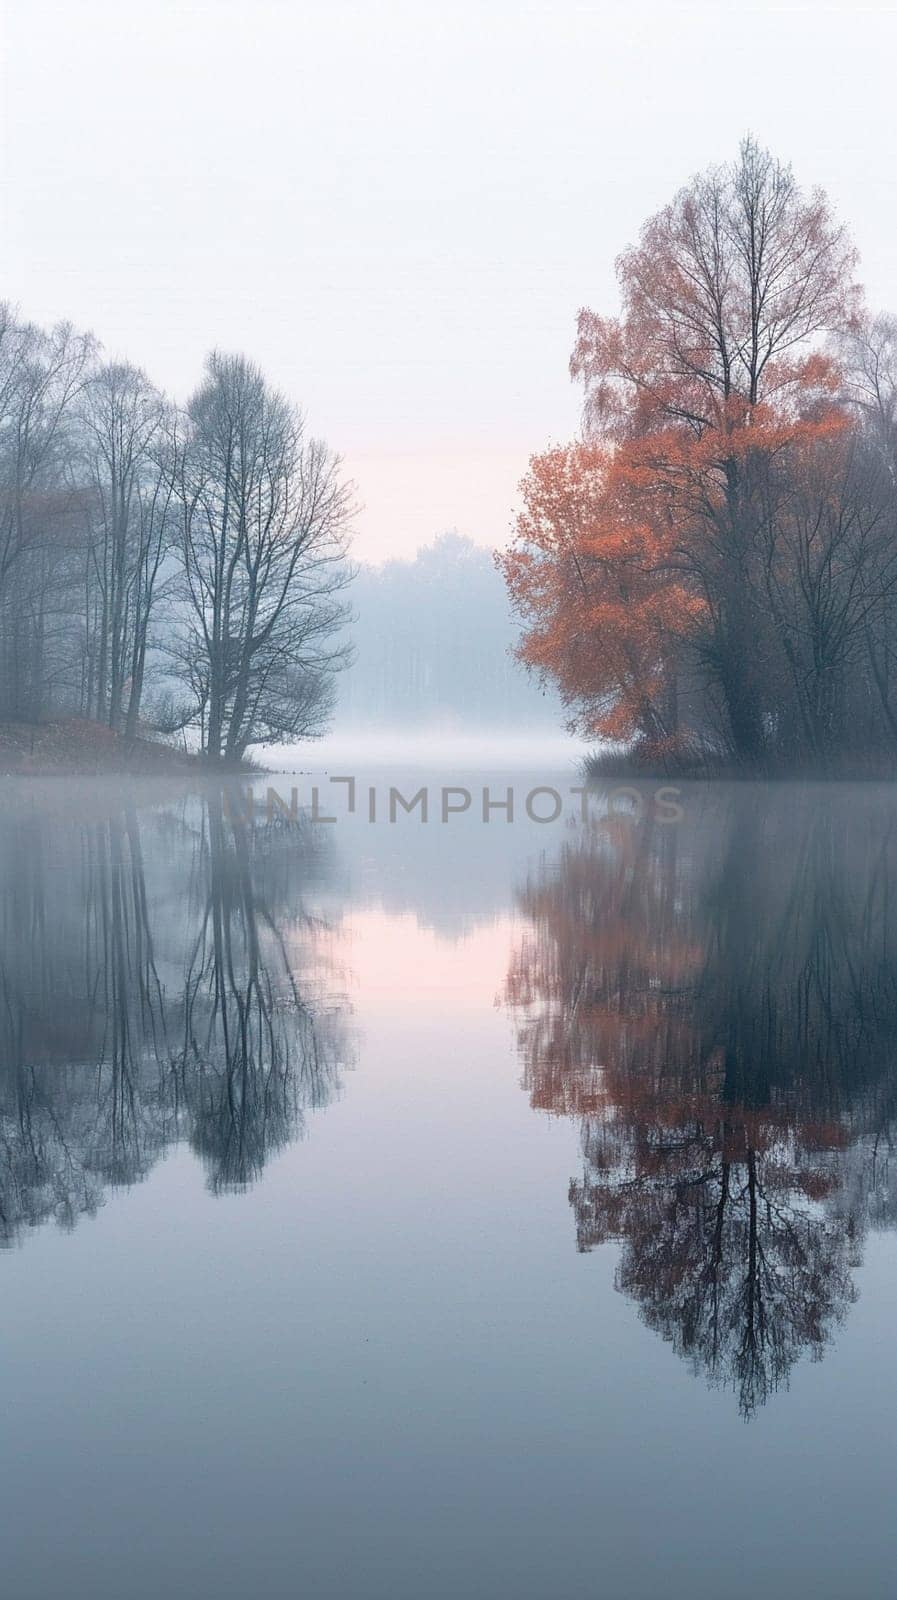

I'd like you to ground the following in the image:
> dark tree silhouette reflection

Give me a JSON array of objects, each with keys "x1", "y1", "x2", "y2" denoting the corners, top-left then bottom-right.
[
  {"x1": 0, "y1": 785, "x2": 348, "y2": 1244},
  {"x1": 506, "y1": 788, "x2": 897, "y2": 1416},
  {"x1": 175, "y1": 794, "x2": 338, "y2": 1192}
]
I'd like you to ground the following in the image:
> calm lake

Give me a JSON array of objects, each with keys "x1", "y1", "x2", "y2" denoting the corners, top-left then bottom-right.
[{"x1": 2, "y1": 761, "x2": 896, "y2": 1599}]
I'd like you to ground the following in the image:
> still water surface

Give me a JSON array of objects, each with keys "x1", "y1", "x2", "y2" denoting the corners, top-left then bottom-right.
[{"x1": 1, "y1": 766, "x2": 896, "y2": 1598}]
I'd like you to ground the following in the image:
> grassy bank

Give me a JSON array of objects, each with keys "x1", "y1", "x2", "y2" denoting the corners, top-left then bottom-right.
[
  {"x1": 583, "y1": 741, "x2": 897, "y2": 783},
  {"x1": 0, "y1": 719, "x2": 202, "y2": 776}
]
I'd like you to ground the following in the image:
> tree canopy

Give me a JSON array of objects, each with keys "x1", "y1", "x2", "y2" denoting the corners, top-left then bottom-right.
[{"x1": 500, "y1": 140, "x2": 897, "y2": 770}]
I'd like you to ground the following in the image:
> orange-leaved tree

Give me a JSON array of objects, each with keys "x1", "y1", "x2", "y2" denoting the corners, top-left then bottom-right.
[
  {"x1": 502, "y1": 138, "x2": 862, "y2": 761},
  {"x1": 499, "y1": 441, "x2": 699, "y2": 742}
]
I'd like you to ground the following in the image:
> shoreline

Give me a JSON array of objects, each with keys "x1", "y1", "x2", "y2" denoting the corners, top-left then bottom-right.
[{"x1": 0, "y1": 719, "x2": 255, "y2": 778}]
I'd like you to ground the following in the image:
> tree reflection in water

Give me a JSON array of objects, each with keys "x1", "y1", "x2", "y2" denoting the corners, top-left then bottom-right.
[
  {"x1": 506, "y1": 788, "x2": 897, "y2": 1416},
  {"x1": 0, "y1": 786, "x2": 347, "y2": 1243}
]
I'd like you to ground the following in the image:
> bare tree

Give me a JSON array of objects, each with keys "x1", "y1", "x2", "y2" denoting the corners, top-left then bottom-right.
[
  {"x1": 79, "y1": 361, "x2": 174, "y2": 731},
  {"x1": 839, "y1": 313, "x2": 897, "y2": 473},
  {"x1": 757, "y1": 436, "x2": 897, "y2": 760},
  {"x1": 174, "y1": 353, "x2": 352, "y2": 762},
  {"x1": 0, "y1": 307, "x2": 94, "y2": 719},
  {"x1": 835, "y1": 318, "x2": 897, "y2": 747}
]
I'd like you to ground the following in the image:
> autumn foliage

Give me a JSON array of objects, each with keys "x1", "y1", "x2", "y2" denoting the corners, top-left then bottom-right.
[
  {"x1": 500, "y1": 139, "x2": 897, "y2": 766},
  {"x1": 501, "y1": 443, "x2": 700, "y2": 742}
]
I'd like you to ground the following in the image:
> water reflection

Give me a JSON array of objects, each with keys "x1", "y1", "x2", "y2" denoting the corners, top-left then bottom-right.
[
  {"x1": 507, "y1": 786, "x2": 897, "y2": 1415},
  {"x1": 0, "y1": 786, "x2": 347, "y2": 1245}
]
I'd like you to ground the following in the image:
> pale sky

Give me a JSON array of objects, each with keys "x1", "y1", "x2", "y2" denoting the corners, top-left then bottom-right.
[{"x1": 3, "y1": 0, "x2": 896, "y2": 561}]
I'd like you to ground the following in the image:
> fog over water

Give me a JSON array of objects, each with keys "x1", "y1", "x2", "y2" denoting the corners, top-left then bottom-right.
[
  {"x1": 262, "y1": 725, "x2": 592, "y2": 774},
  {"x1": 2, "y1": 762, "x2": 897, "y2": 1598}
]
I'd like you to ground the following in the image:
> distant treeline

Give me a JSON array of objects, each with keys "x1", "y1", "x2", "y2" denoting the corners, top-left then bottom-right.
[{"x1": 338, "y1": 533, "x2": 562, "y2": 728}]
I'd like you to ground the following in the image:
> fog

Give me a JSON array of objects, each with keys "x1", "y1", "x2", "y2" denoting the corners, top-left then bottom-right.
[
  {"x1": 262, "y1": 726, "x2": 590, "y2": 774},
  {"x1": 254, "y1": 531, "x2": 589, "y2": 773}
]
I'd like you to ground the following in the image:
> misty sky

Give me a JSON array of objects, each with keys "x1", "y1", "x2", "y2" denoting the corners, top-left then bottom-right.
[{"x1": 3, "y1": 0, "x2": 896, "y2": 561}]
